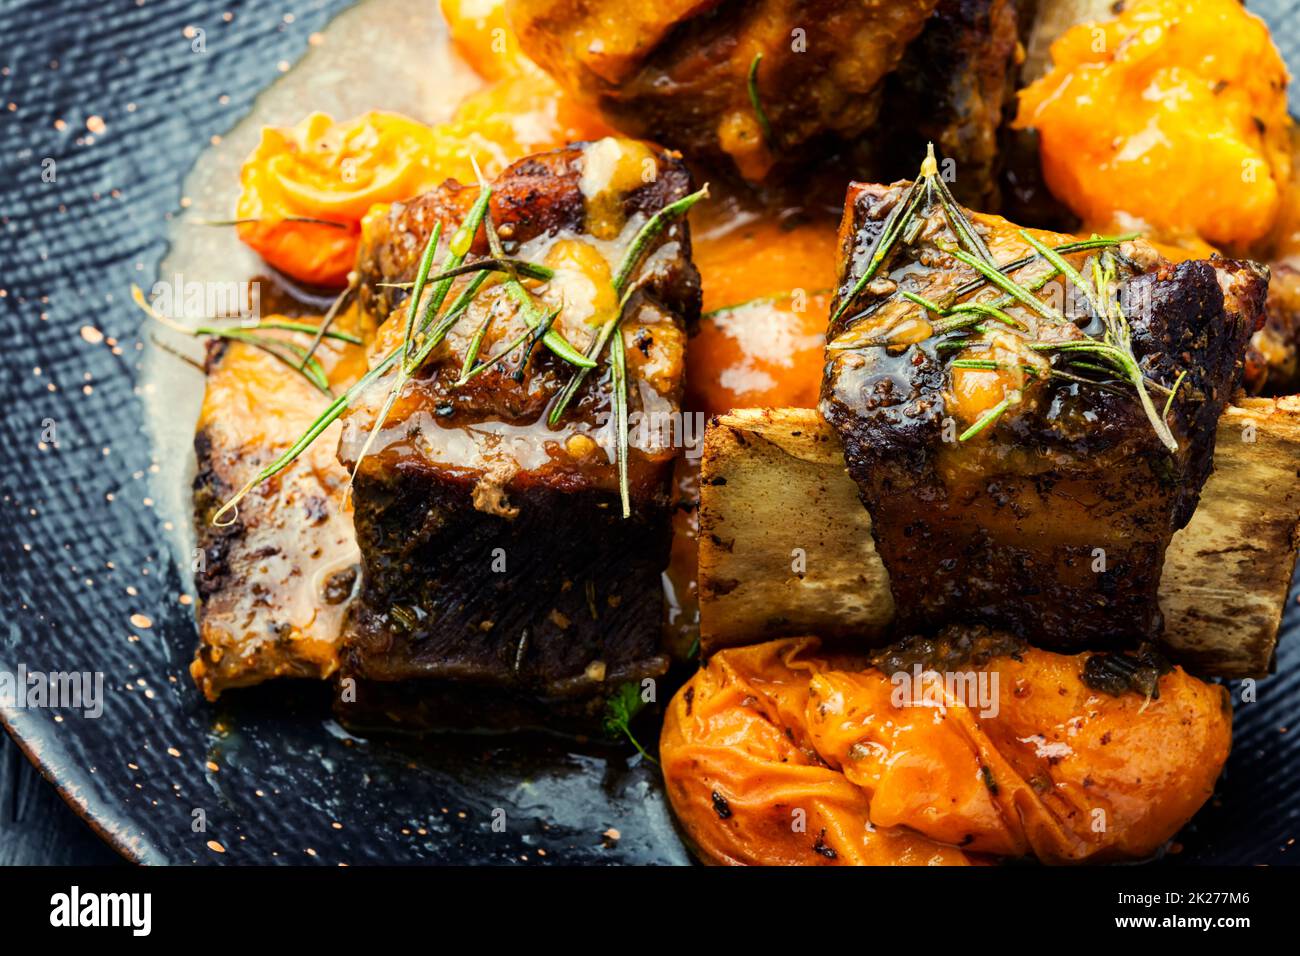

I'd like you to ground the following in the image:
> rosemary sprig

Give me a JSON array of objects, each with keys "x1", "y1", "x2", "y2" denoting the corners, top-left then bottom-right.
[
  {"x1": 375, "y1": 258, "x2": 554, "y2": 289},
  {"x1": 920, "y1": 144, "x2": 994, "y2": 266},
  {"x1": 474, "y1": 162, "x2": 593, "y2": 371},
  {"x1": 944, "y1": 235, "x2": 1138, "y2": 307},
  {"x1": 824, "y1": 147, "x2": 1183, "y2": 451},
  {"x1": 1163, "y1": 369, "x2": 1189, "y2": 421},
  {"x1": 191, "y1": 215, "x2": 348, "y2": 229},
  {"x1": 829, "y1": 177, "x2": 925, "y2": 325},
  {"x1": 903, "y1": 291, "x2": 1024, "y2": 331},
  {"x1": 190, "y1": 169, "x2": 706, "y2": 526},
  {"x1": 1018, "y1": 230, "x2": 1106, "y2": 321},
  {"x1": 938, "y1": 242, "x2": 1067, "y2": 326},
  {"x1": 351, "y1": 162, "x2": 588, "y2": 484},
  {"x1": 131, "y1": 285, "x2": 344, "y2": 394},
  {"x1": 224, "y1": 320, "x2": 360, "y2": 345},
  {"x1": 210, "y1": 348, "x2": 403, "y2": 526},
  {"x1": 831, "y1": 143, "x2": 994, "y2": 326},
  {"x1": 400, "y1": 220, "x2": 445, "y2": 367},
  {"x1": 549, "y1": 184, "x2": 710, "y2": 427},
  {"x1": 300, "y1": 277, "x2": 358, "y2": 370},
  {"x1": 747, "y1": 52, "x2": 774, "y2": 147},
  {"x1": 402, "y1": 185, "x2": 495, "y2": 373},
  {"x1": 959, "y1": 391, "x2": 1020, "y2": 442},
  {"x1": 950, "y1": 358, "x2": 1043, "y2": 377},
  {"x1": 456, "y1": 305, "x2": 560, "y2": 386},
  {"x1": 1087, "y1": 251, "x2": 1179, "y2": 451},
  {"x1": 610, "y1": 327, "x2": 631, "y2": 519},
  {"x1": 458, "y1": 307, "x2": 496, "y2": 384},
  {"x1": 612, "y1": 186, "x2": 711, "y2": 294},
  {"x1": 210, "y1": 329, "x2": 331, "y2": 393},
  {"x1": 348, "y1": 226, "x2": 450, "y2": 486},
  {"x1": 349, "y1": 177, "x2": 501, "y2": 486}
]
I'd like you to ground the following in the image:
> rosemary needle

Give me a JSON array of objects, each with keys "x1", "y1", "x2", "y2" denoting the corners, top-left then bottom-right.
[
  {"x1": 829, "y1": 176, "x2": 924, "y2": 324},
  {"x1": 351, "y1": 176, "x2": 499, "y2": 486},
  {"x1": 211, "y1": 348, "x2": 402, "y2": 526},
  {"x1": 193, "y1": 167, "x2": 707, "y2": 526},
  {"x1": 1163, "y1": 369, "x2": 1189, "y2": 421},
  {"x1": 300, "y1": 277, "x2": 358, "y2": 370},
  {"x1": 131, "y1": 285, "x2": 336, "y2": 394},
  {"x1": 254, "y1": 320, "x2": 362, "y2": 345},
  {"x1": 458, "y1": 306, "x2": 497, "y2": 384},
  {"x1": 473, "y1": 160, "x2": 593, "y2": 370},
  {"x1": 1018, "y1": 230, "x2": 1106, "y2": 321},
  {"x1": 457, "y1": 305, "x2": 561, "y2": 386},
  {"x1": 400, "y1": 220, "x2": 444, "y2": 367},
  {"x1": 939, "y1": 242, "x2": 1068, "y2": 326},
  {"x1": 350, "y1": 220, "x2": 449, "y2": 487},
  {"x1": 826, "y1": 147, "x2": 1184, "y2": 454},
  {"x1": 549, "y1": 184, "x2": 710, "y2": 427},
  {"x1": 959, "y1": 391, "x2": 1020, "y2": 442},
  {"x1": 944, "y1": 235, "x2": 1137, "y2": 306},
  {"x1": 374, "y1": 258, "x2": 554, "y2": 289},
  {"x1": 403, "y1": 184, "x2": 495, "y2": 374},
  {"x1": 703, "y1": 287, "x2": 833, "y2": 318},
  {"x1": 922, "y1": 143, "x2": 995, "y2": 266},
  {"x1": 191, "y1": 215, "x2": 348, "y2": 229}
]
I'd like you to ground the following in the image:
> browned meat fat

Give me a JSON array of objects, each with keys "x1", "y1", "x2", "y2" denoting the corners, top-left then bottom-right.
[
  {"x1": 190, "y1": 333, "x2": 367, "y2": 700},
  {"x1": 820, "y1": 178, "x2": 1267, "y2": 650}
]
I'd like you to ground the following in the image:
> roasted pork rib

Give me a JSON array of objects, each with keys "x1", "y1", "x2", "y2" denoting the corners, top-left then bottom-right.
[
  {"x1": 337, "y1": 139, "x2": 700, "y2": 723},
  {"x1": 820, "y1": 175, "x2": 1267, "y2": 649}
]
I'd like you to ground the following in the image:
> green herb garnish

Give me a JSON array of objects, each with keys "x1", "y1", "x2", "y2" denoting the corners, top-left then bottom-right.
[
  {"x1": 131, "y1": 285, "x2": 353, "y2": 396},
  {"x1": 603, "y1": 681, "x2": 657, "y2": 765},
  {"x1": 703, "y1": 287, "x2": 833, "y2": 319},
  {"x1": 163, "y1": 164, "x2": 706, "y2": 527},
  {"x1": 826, "y1": 145, "x2": 1184, "y2": 451},
  {"x1": 299, "y1": 277, "x2": 358, "y2": 371},
  {"x1": 544, "y1": 183, "x2": 709, "y2": 517},
  {"x1": 190, "y1": 215, "x2": 348, "y2": 229},
  {"x1": 549, "y1": 184, "x2": 710, "y2": 427}
]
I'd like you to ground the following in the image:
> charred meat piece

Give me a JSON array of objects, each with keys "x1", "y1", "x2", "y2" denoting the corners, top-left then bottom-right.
[
  {"x1": 339, "y1": 139, "x2": 700, "y2": 723},
  {"x1": 864, "y1": 0, "x2": 1023, "y2": 209},
  {"x1": 820, "y1": 173, "x2": 1267, "y2": 650},
  {"x1": 505, "y1": 0, "x2": 938, "y2": 181}
]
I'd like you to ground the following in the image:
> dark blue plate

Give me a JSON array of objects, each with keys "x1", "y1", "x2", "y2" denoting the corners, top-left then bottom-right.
[{"x1": 0, "y1": 0, "x2": 1296, "y2": 864}]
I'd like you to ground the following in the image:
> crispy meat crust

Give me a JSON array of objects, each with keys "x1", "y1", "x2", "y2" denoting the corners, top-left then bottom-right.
[
  {"x1": 820, "y1": 180, "x2": 1267, "y2": 649},
  {"x1": 356, "y1": 144, "x2": 699, "y2": 328},
  {"x1": 338, "y1": 142, "x2": 700, "y2": 716}
]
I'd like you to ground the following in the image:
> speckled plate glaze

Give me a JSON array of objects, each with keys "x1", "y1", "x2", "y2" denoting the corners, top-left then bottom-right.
[{"x1": 1, "y1": 0, "x2": 1299, "y2": 865}]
